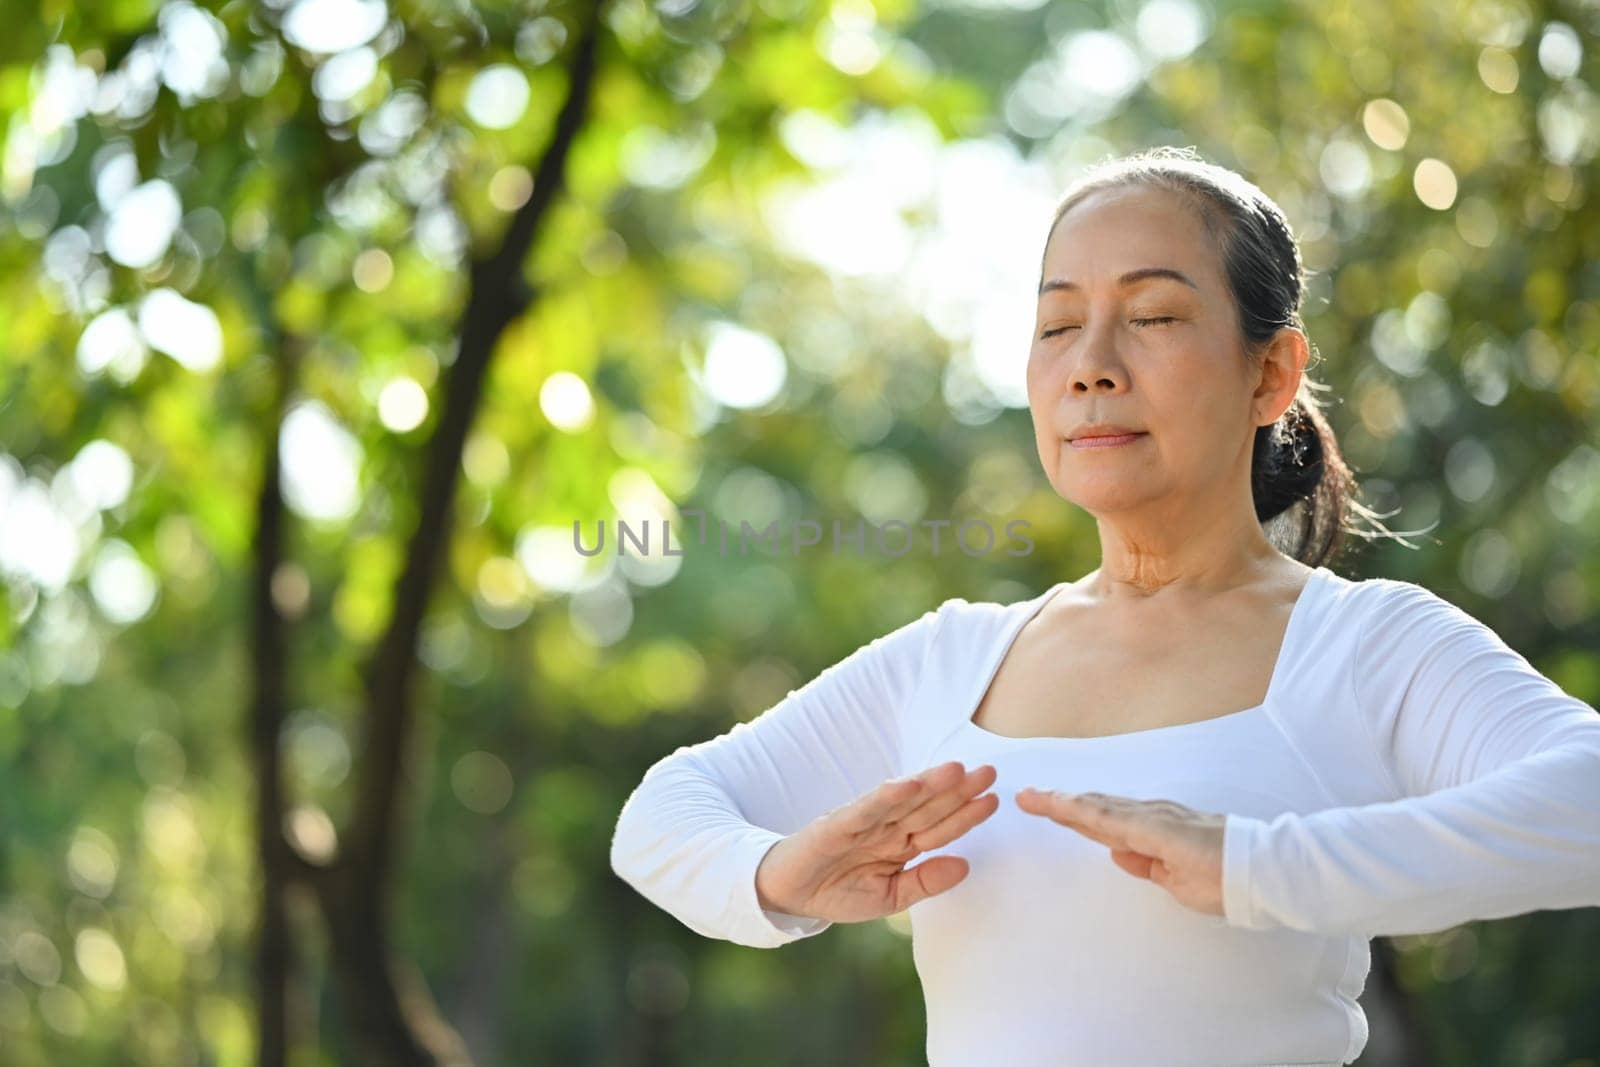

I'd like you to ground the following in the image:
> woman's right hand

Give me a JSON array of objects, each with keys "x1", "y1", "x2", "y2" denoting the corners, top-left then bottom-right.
[{"x1": 753, "y1": 760, "x2": 1000, "y2": 924}]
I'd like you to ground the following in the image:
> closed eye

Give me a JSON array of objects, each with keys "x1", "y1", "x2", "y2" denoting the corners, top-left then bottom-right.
[{"x1": 1040, "y1": 317, "x2": 1178, "y2": 339}]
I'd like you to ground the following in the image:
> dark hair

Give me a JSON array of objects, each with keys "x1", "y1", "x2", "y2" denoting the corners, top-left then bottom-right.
[{"x1": 1039, "y1": 146, "x2": 1413, "y2": 570}]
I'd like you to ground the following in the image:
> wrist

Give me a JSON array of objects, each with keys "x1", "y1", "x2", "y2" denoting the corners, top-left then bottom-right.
[{"x1": 754, "y1": 835, "x2": 793, "y2": 913}]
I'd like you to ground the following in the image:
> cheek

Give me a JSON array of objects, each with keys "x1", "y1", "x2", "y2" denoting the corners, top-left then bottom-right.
[
  {"x1": 1027, "y1": 368, "x2": 1067, "y2": 440},
  {"x1": 1024, "y1": 350, "x2": 1048, "y2": 404},
  {"x1": 1146, "y1": 372, "x2": 1242, "y2": 463},
  {"x1": 1025, "y1": 344, "x2": 1061, "y2": 395}
]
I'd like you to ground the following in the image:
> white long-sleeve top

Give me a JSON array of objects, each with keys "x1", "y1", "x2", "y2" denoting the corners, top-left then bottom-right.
[{"x1": 608, "y1": 565, "x2": 1600, "y2": 1066}]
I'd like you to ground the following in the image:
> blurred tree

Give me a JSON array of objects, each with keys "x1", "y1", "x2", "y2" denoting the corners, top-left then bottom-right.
[{"x1": 2, "y1": 0, "x2": 991, "y2": 1062}]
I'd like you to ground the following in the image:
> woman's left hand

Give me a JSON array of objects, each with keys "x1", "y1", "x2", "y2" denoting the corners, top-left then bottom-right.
[{"x1": 1015, "y1": 788, "x2": 1226, "y2": 918}]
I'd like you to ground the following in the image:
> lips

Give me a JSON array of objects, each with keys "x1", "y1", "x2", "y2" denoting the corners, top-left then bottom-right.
[
  {"x1": 1068, "y1": 423, "x2": 1144, "y2": 441},
  {"x1": 1068, "y1": 431, "x2": 1147, "y2": 449}
]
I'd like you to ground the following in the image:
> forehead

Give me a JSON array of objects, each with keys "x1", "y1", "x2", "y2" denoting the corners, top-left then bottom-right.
[{"x1": 1040, "y1": 184, "x2": 1214, "y2": 291}]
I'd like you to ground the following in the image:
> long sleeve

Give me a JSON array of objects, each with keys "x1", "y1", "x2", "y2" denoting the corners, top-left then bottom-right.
[
  {"x1": 608, "y1": 600, "x2": 948, "y2": 948},
  {"x1": 1223, "y1": 579, "x2": 1600, "y2": 937}
]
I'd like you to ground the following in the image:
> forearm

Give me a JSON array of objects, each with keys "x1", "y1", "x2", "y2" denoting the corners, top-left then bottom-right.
[
  {"x1": 1223, "y1": 736, "x2": 1600, "y2": 937},
  {"x1": 610, "y1": 754, "x2": 833, "y2": 948}
]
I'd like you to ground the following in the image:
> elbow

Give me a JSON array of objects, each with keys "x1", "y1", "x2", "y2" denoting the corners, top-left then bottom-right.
[
  {"x1": 608, "y1": 824, "x2": 629, "y2": 884},
  {"x1": 608, "y1": 792, "x2": 645, "y2": 887},
  {"x1": 609, "y1": 756, "x2": 676, "y2": 886},
  {"x1": 608, "y1": 773, "x2": 679, "y2": 894}
]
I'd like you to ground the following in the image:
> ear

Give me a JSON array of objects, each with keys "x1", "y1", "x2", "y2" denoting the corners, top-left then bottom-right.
[{"x1": 1253, "y1": 327, "x2": 1309, "y2": 426}]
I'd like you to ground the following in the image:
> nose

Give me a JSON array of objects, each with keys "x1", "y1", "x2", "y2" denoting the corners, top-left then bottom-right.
[
  {"x1": 1071, "y1": 370, "x2": 1122, "y2": 393},
  {"x1": 1067, "y1": 344, "x2": 1129, "y2": 394}
]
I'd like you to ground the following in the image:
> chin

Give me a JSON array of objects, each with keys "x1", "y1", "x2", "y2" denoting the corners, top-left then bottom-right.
[{"x1": 1052, "y1": 472, "x2": 1157, "y2": 513}]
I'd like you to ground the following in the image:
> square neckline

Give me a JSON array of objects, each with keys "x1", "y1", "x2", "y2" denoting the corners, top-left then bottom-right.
[{"x1": 960, "y1": 565, "x2": 1332, "y2": 746}]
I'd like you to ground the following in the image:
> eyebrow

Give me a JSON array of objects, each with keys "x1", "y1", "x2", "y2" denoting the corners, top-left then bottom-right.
[{"x1": 1038, "y1": 267, "x2": 1200, "y2": 297}]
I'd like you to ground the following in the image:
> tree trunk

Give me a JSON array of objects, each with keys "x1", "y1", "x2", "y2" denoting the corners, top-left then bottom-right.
[{"x1": 248, "y1": 3, "x2": 608, "y2": 1062}]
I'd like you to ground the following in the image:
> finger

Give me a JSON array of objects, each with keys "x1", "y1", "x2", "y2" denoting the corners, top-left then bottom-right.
[
  {"x1": 1016, "y1": 790, "x2": 1139, "y2": 851},
  {"x1": 1073, "y1": 791, "x2": 1154, "y2": 815},
  {"x1": 905, "y1": 790, "x2": 1001, "y2": 854},
  {"x1": 1015, "y1": 788, "x2": 1124, "y2": 829},
  {"x1": 897, "y1": 764, "x2": 998, "y2": 836},
  {"x1": 870, "y1": 764, "x2": 966, "y2": 831},
  {"x1": 840, "y1": 762, "x2": 966, "y2": 834},
  {"x1": 1019, "y1": 789, "x2": 1152, "y2": 827},
  {"x1": 889, "y1": 854, "x2": 970, "y2": 911},
  {"x1": 836, "y1": 777, "x2": 922, "y2": 834}
]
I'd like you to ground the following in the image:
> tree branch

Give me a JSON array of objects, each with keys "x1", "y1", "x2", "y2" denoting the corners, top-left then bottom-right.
[
  {"x1": 248, "y1": 333, "x2": 306, "y2": 1067},
  {"x1": 347, "y1": 0, "x2": 606, "y2": 891},
  {"x1": 312, "y1": 5, "x2": 609, "y2": 1062}
]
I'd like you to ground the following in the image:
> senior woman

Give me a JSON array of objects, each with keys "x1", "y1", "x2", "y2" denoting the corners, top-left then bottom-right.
[{"x1": 607, "y1": 147, "x2": 1600, "y2": 1066}]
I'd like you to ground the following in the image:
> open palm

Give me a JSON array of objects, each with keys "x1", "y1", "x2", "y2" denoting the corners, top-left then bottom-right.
[{"x1": 755, "y1": 761, "x2": 1000, "y2": 924}]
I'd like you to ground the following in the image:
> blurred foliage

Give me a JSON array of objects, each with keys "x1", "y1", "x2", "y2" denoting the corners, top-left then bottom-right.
[{"x1": 1, "y1": 0, "x2": 1598, "y2": 1063}]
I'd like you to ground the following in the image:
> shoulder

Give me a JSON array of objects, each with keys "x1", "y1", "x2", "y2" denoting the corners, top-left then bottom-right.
[
  {"x1": 1329, "y1": 574, "x2": 1531, "y2": 690},
  {"x1": 1286, "y1": 572, "x2": 1506, "y2": 686},
  {"x1": 924, "y1": 584, "x2": 1062, "y2": 652},
  {"x1": 1320, "y1": 572, "x2": 1480, "y2": 635},
  {"x1": 932, "y1": 582, "x2": 1061, "y2": 623},
  {"x1": 930, "y1": 593, "x2": 1014, "y2": 624},
  {"x1": 1343, "y1": 575, "x2": 1491, "y2": 636},
  {"x1": 841, "y1": 588, "x2": 1039, "y2": 664}
]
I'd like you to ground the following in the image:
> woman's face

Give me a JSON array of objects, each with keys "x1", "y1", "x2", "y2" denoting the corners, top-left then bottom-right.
[{"x1": 1027, "y1": 183, "x2": 1290, "y2": 522}]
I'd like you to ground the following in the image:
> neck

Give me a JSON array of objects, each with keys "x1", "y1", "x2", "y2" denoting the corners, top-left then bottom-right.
[{"x1": 1083, "y1": 503, "x2": 1286, "y2": 600}]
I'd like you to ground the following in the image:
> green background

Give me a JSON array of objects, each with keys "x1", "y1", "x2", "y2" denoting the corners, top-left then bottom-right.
[{"x1": 1, "y1": 0, "x2": 1597, "y2": 1063}]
